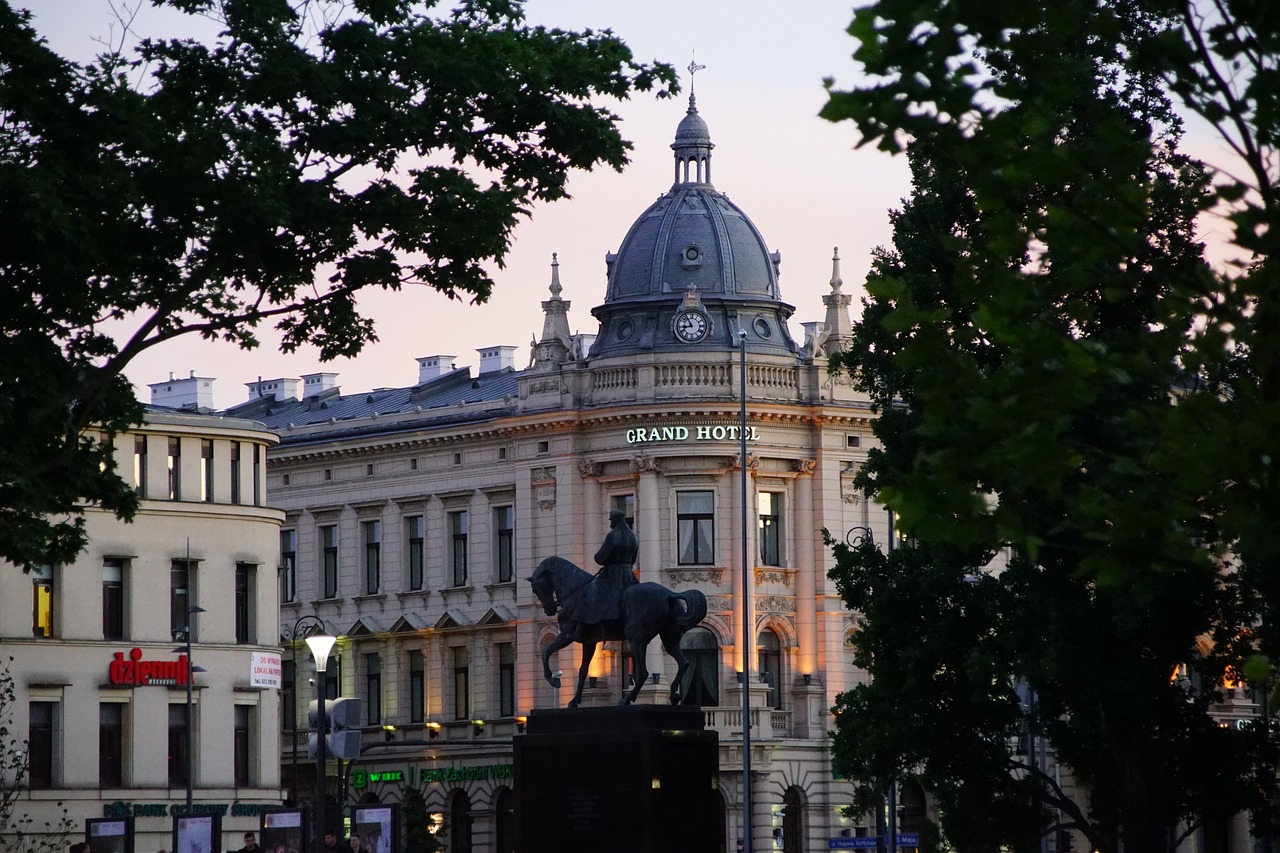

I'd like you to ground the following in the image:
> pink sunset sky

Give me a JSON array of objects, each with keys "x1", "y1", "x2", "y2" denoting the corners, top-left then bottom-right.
[{"x1": 29, "y1": 1, "x2": 1242, "y2": 409}]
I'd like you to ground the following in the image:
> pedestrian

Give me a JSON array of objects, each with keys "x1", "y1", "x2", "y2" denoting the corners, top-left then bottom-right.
[{"x1": 233, "y1": 832, "x2": 260, "y2": 853}]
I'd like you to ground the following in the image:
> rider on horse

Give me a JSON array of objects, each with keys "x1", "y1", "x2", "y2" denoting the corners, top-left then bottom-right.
[{"x1": 559, "y1": 509, "x2": 638, "y2": 625}]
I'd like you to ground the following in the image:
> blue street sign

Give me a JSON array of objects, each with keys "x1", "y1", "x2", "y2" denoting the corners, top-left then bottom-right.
[
  {"x1": 896, "y1": 834, "x2": 920, "y2": 847},
  {"x1": 828, "y1": 839, "x2": 878, "y2": 849}
]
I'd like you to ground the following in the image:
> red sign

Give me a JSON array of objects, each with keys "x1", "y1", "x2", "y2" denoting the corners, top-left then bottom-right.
[{"x1": 108, "y1": 648, "x2": 191, "y2": 686}]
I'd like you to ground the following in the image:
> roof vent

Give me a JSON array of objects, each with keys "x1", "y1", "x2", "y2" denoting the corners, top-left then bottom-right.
[
  {"x1": 151, "y1": 371, "x2": 215, "y2": 410},
  {"x1": 477, "y1": 346, "x2": 516, "y2": 375},
  {"x1": 301, "y1": 373, "x2": 339, "y2": 398},
  {"x1": 416, "y1": 355, "x2": 457, "y2": 384},
  {"x1": 245, "y1": 377, "x2": 300, "y2": 403}
]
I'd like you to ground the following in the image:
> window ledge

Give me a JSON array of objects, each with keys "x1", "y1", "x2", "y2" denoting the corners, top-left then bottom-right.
[
  {"x1": 354, "y1": 593, "x2": 386, "y2": 603},
  {"x1": 484, "y1": 581, "x2": 516, "y2": 591},
  {"x1": 396, "y1": 589, "x2": 431, "y2": 600}
]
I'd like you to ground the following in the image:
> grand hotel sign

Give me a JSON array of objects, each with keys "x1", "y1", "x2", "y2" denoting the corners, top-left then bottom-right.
[{"x1": 625, "y1": 424, "x2": 760, "y2": 444}]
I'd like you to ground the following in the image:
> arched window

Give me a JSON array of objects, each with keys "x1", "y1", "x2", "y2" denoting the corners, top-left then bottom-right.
[
  {"x1": 782, "y1": 786, "x2": 805, "y2": 853},
  {"x1": 494, "y1": 786, "x2": 515, "y2": 853},
  {"x1": 448, "y1": 789, "x2": 472, "y2": 853},
  {"x1": 679, "y1": 628, "x2": 720, "y2": 707},
  {"x1": 758, "y1": 629, "x2": 783, "y2": 710}
]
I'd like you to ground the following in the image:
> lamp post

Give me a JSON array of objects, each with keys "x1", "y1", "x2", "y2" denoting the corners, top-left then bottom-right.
[
  {"x1": 307, "y1": 633, "x2": 337, "y2": 849},
  {"x1": 737, "y1": 326, "x2": 753, "y2": 853},
  {"x1": 283, "y1": 616, "x2": 327, "y2": 805},
  {"x1": 172, "y1": 605, "x2": 207, "y2": 812}
]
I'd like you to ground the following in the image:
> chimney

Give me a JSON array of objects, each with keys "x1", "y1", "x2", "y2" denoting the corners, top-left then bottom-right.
[
  {"x1": 245, "y1": 377, "x2": 301, "y2": 402},
  {"x1": 477, "y1": 346, "x2": 517, "y2": 375},
  {"x1": 416, "y1": 355, "x2": 457, "y2": 384},
  {"x1": 149, "y1": 371, "x2": 215, "y2": 410},
  {"x1": 301, "y1": 373, "x2": 339, "y2": 398}
]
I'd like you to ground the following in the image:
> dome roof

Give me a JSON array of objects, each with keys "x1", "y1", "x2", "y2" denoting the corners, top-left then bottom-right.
[{"x1": 588, "y1": 94, "x2": 796, "y2": 359}]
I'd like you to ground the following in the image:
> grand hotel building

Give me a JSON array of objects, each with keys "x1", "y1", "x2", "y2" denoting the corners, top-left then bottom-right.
[{"x1": 231, "y1": 95, "x2": 891, "y2": 853}]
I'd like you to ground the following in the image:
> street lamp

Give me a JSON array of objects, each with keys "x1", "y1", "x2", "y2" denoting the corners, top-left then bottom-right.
[
  {"x1": 306, "y1": 633, "x2": 337, "y2": 849},
  {"x1": 282, "y1": 616, "x2": 327, "y2": 805},
  {"x1": 172, "y1": 605, "x2": 207, "y2": 812}
]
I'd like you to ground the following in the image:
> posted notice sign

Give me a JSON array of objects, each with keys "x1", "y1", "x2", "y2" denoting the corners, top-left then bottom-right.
[{"x1": 250, "y1": 651, "x2": 283, "y2": 688}]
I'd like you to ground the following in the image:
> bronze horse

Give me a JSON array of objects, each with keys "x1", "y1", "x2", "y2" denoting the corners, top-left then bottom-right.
[{"x1": 529, "y1": 556, "x2": 708, "y2": 707}]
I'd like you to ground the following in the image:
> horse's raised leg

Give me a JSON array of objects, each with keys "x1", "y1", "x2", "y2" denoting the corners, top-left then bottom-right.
[
  {"x1": 542, "y1": 630, "x2": 573, "y2": 689},
  {"x1": 660, "y1": 629, "x2": 692, "y2": 705},
  {"x1": 569, "y1": 639, "x2": 597, "y2": 709}
]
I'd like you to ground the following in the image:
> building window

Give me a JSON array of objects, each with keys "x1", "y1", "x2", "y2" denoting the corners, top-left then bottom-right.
[
  {"x1": 32, "y1": 564, "x2": 53, "y2": 638},
  {"x1": 234, "y1": 563, "x2": 254, "y2": 644},
  {"x1": 758, "y1": 492, "x2": 783, "y2": 567},
  {"x1": 171, "y1": 560, "x2": 195, "y2": 641},
  {"x1": 103, "y1": 558, "x2": 125, "y2": 641},
  {"x1": 494, "y1": 787, "x2": 515, "y2": 853},
  {"x1": 453, "y1": 647, "x2": 470, "y2": 720},
  {"x1": 133, "y1": 436, "x2": 148, "y2": 495},
  {"x1": 29, "y1": 701, "x2": 55, "y2": 789},
  {"x1": 200, "y1": 439, "x2": 214, "y2": 502},
  {"x1": 323, "y1": 658, "x2": 341, "y2": 702},
  {"x1": 321, "y1": 525, "x2": 339, "y2": 599},
  {"x1": 494, "y1": 507, "x2": 514, "y2": 584},
  {"x1": 230, "y1": 442, "x2": 242, "y2": 504},
  {"x1": 406, "y1": 515, "x2": 425, "y2": 591},
  {"x1": 363, "y1": 520, "x2": 381, "y2": 595},
  {"x1": 365, "y1": 653, "x2": 382, "y2": 725},
  {"x1": 167, "y1": 437, "x2": 181, "y2": 500},
  {"x1": 280, "y1": 530, "x2": 297, "y2": 604},
  {"x1": 253, "y1": 445, "x2": 262, "y2": 506},
  {"x1": 282, "y1": 659, "x2": 296, "y2": 731},
  {"x1": 612, "y1": 494, "x2": 635, "y2": 531},
  {"x1": 168, "y1": 704, "x2": 190, "y2": 788},
  {"x1": 408, "y1": 650, "x2": 425, "y2": 724},
  {"x1": 100, "y1": 703, "x2": 125, "y2": 788},
  {"x1": 758, "y1": 628, "x2": 783, "y2": 710},
  {"x1": 498, "y1": 643, "x2": 515, "y2": 718},
  {"x1": 678, "y1": 628, "x2": 720, "y2": 707},
  {"x1": 449, "y1": 790, "x2": 473, "y2": 853},
  {"x1": 677, "y1": 491, "x2": 715, "y2": 565},
  {"x1": 233, "y1": 705, "x2": 251, "y2": 787},
  {"x1": 536, "y1": 440, "x2": 549, "y2": 455},
  {"x1": 450, "y1": 511, "x2": 469, "y2": 587}
]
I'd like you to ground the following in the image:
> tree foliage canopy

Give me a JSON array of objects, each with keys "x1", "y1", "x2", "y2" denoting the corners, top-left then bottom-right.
[
  {"x1": 0, "y1": 0, "x2": 674, "y2": 570},
  {"x1": 822, "y1": 0, "x2": 1280, "y2": 850}
]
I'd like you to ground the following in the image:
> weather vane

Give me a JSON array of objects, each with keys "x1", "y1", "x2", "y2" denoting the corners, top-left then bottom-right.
[{"x1": 688, "y1": 53, "x2": 706, "y2": 90}]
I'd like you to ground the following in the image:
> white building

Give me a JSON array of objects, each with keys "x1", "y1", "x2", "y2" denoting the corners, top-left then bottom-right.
[
  {"x1": 0, "y1": 407, "x2": 284, "y2": 852},
  {"x1": 234, "y1": 94, "x2": 889, "y2": 853}
]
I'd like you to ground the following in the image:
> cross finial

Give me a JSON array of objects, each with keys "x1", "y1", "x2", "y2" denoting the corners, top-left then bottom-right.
[{"x1": 688, "y1": 53, "x2": 706, "y2": 89}]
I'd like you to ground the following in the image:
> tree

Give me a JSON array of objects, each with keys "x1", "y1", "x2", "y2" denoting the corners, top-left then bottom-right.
[
  {"x1": 822, "y1": 0, "x2": 1280, "y2": 850},
  {"x1": 400, "y1": 783, "x2": 441, "y2": 853},
  {"x1": 0, "y1": 0, "x2": 675, "y2": 571},
  {"x1": 0, "y1": 658, "x2": 77, "y2": 853}
]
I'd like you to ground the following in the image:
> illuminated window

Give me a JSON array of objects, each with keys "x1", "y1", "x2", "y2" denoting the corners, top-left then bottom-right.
[
  {"x1": 758, "y1": 492, "x2": 783, "y2": 566},
  {"x1": 32, "y1": 564, "x2": 53, "y2": 638}
]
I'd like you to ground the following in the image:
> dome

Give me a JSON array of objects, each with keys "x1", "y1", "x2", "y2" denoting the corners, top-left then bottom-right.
[{"x1": 588, "y1": 94, "x2": 796, "y2": 359}]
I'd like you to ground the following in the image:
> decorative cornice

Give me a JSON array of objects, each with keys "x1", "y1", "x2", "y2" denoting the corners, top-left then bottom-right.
[
  {"x1": 754, "y1": 567, "x2": 794, "y2": 588},
  {"x1": 756, "y1": 595, "x2": 795, "y2": 613},
  {"x1": 666, "y1": 568, "x2": 723, "y2": 586},
  {"x1": 730, "y1": 454, "x2": 759, "y2": 471}
]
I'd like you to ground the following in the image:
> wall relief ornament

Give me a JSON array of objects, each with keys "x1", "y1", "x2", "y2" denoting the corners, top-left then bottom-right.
[
  {"x1": 632, "y1": 455, "x2": 658, "y2": 473},
  {"x1": 794, "y1": 458, "x2": 817, "y2": 475},
  {"x1": 754, "y1": 568, "x2": 794, "y2": 588},
  {"x1": 577, "y1": 460, "x2": 602, "y2": 478},
  {"x1": 730, "y1": 454, "x2": 760, "y2": 471},
  {"x1": 706, "y1": 596, "x2": 734, "y2": 611},
  {"x1": 755, "y1": 595, "x2": 795, "y2": 613},
  {"x1": 666, "y1": 568, "x2": 724, "y2": 585}
]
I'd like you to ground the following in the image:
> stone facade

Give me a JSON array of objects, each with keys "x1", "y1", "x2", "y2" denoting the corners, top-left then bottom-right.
[{"x1": 0, "y1": 409, "x2": 284, "y2": 852}]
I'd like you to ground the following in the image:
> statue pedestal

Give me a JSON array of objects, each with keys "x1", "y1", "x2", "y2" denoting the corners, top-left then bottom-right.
[{"x1": 515, "y1": 704, "x2": 720, "y2": 853}]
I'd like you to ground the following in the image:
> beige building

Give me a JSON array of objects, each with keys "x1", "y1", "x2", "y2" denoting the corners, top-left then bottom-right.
[
  {"x1": 0, "y1": 406, "x2": 285, "y2": 852},
  {"x1": 239, "y1": 95, "x2": 892, "y2": 853}
]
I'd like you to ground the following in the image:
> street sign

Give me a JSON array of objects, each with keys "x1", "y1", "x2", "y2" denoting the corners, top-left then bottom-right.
[
  {"x1": 828, "y1": 839, "x2": 877, "y2": 849},
  {"x1": 896, "y1": 834, "x2": 920, "y2": 847}
]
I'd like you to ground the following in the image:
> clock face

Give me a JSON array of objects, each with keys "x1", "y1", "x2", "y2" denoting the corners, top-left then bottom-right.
[{"x1": 674, "y1": 309, "x2": 709, "y2": 343}]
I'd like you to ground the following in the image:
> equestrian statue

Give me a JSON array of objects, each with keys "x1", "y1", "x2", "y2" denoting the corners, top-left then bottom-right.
[{"x1": 529, "y1": 510, "x2": 707, "y2": 707}]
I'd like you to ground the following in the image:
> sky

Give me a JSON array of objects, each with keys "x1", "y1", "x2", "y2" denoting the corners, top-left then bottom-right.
[{"x1": 29, "y1": 0, "x2": 911, "y2": 409}]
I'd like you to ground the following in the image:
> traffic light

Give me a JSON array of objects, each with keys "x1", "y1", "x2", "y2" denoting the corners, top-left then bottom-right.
[
  {"x1": 306, "y1": 697, "x2": 363, "y2": 760},
  {"x1": 329, "y1": 697, "x2": 362, "y2": 760}
]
